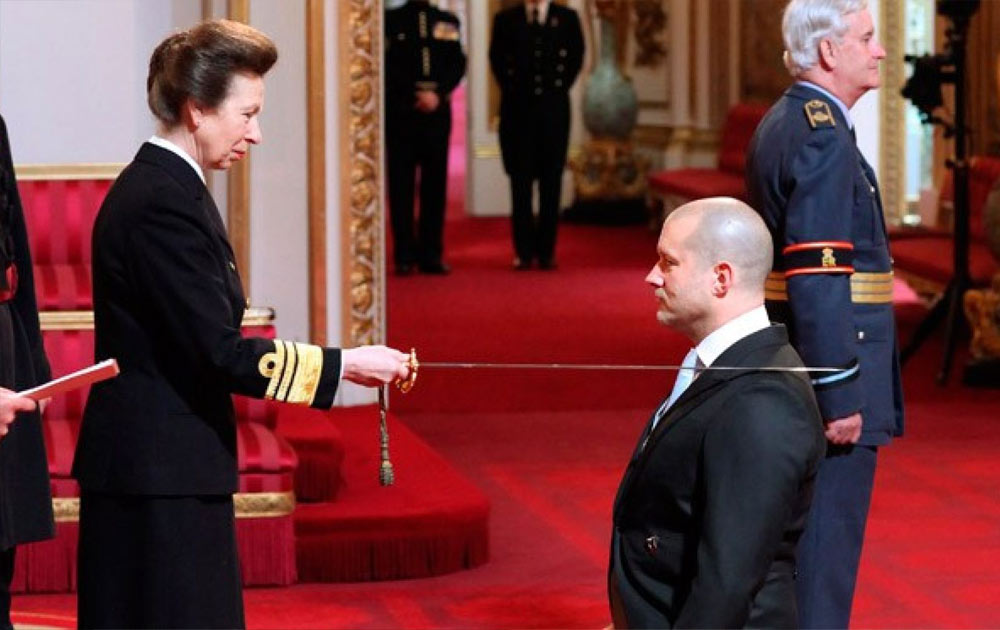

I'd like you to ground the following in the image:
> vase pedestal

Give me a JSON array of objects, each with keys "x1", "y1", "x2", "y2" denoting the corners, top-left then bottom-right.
[
  {"x1": 962, "y1": 272, "x2": 1000, "y2": 387},
  {"x1": 565, "y1": 139, "x2": 649, "y2": 224}
]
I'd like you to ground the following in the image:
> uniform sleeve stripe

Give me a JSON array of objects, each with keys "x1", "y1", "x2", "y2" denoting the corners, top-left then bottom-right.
[
  {"x1": 260, "y1": 341, "x2": 286, "y2": 400},
  {"x1": 811, "y1": 360, "x2": 860, "y2": 390},
  {"x1": 276, "y1": 340, "x2": 298, "y2": 402},
  {"x1": 287, "y1": 344, "x2": 323, "y2": 406},
  {"x1": 783, "y1": 241, "x2": 854, "y2": 254},
  {"x1": 785, "y1": 266, "x2": 855, "y2": 277}
]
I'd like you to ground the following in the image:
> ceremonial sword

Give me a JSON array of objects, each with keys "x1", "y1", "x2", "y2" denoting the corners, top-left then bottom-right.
[{"x1": 376, "y1": 349, "x2": 847, "y2": 486}]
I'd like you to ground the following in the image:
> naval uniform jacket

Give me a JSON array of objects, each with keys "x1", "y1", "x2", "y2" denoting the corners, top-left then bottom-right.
[
  {"x1": 0, "y1": 114, "x2": 54, "y2": 551},
  {"x1": 745, "y1": 84, "x2": 904, "y2": 446},
  {"x1": 384, "y1": 0, "x2": 466, "y2": 118},
  {"x1": 73, "y1": 143, "x2": 342, "y2": 496},
  {"x1": 489, "y1": 2, "x2": 584, "y2": 178},
  {"x1": 609, "y1": 325, "x2": 825, "y2": 628}
]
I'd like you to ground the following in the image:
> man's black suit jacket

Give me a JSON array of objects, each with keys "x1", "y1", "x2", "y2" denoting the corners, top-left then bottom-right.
[
  {"x1": 73, "y1": 143, "x2": 342, "y2": 496},
  {"x1": 609, "y1": 325, "x2": 825, "y2": 628}
]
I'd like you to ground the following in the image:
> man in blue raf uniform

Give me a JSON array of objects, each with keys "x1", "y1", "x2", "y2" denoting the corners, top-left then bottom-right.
[
  {"x1": 745, "y1": 0, "x2": 904, "y2": 627},
  {"x1": 384, "y1": 0, "x2": 466, "y2": 275},
  {"x1": 489, "y1": 0, "x2": 584, "y2": 270}
]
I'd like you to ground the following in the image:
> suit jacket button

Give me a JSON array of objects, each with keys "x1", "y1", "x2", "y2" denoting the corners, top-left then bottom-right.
[
  {"x1": 857, "y1": 330, "x2": 865, "y2": 340},
  {"x1": 645, "y1": 535, "x2": 659, "y2": 554}
]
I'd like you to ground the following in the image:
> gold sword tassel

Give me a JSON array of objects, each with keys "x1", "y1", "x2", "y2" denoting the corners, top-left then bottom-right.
[
  {"x1": 378, "y1": 348, "x2": 419, "y2": 486},
  {"x1": 378, "y1": 385, "x2": 394, "y2": 486}
]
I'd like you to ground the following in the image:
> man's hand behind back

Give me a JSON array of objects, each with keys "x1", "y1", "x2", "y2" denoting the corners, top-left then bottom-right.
[{"x1": 824, "y1": 412, "x2": 862, "y2": 445}]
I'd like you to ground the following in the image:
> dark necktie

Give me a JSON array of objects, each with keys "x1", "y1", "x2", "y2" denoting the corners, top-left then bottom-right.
[{"x1": 531, "y1": 7, "x2": 540, "y2": 28}]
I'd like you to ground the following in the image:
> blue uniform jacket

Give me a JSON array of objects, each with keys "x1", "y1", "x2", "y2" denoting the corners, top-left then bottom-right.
[{"x1": 746, "y1": 83, "x2": 904, "y2": 446}]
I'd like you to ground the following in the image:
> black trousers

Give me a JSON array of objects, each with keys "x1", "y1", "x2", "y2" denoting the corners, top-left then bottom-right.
[
  {"x1": 509, "y1": 166, "x2": 563, "y2": 265},
  {"x1": 386, "y1": 105, "x2": 452, "y2": 268},
  {"x1": 0, "y1": 547, "x2": 13, "y2": 630},
  {"x1": 499, "y1": 96, "x2": 570, "y2": 266},
  {"x1": 77, "y1": 491, "x2": 244, "y2": 630}
]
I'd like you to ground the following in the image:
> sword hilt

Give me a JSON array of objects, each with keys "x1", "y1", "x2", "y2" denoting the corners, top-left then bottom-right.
[{"x1": 395, "y1": 348, "x2": 419, "y2": 393}]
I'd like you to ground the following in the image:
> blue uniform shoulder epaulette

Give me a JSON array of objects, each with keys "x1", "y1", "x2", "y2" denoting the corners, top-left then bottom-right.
[{"x1": 804, "y1": 99, "x2": 836, "y2": 129}]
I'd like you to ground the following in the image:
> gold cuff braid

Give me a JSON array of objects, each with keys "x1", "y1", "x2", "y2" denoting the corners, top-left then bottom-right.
[{"x1": 259, "y1": 340, "x2": 324, "y2": 406}]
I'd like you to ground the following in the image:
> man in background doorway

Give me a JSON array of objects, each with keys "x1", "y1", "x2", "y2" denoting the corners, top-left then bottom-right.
[
  {"x1": 489, "y1": 0, "x2": 584, "y2": 270},
  {"x1": 385, "y1": 0, "x2": 467, "y2": 275}
]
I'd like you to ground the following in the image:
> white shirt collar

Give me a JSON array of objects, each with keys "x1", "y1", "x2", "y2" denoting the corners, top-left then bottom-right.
[
  {"x1": 797, "y1": 81, "x2": 853, "y2": 129},
  {"x1": 148, "y1": 135, "x2": 206, "y2": 184},
  {"x1": 525, "y1": 0, "x2": 550, "y2": 24},
  {"x1": 694, "y1": 305, "x2": 771, "y2": 367}
]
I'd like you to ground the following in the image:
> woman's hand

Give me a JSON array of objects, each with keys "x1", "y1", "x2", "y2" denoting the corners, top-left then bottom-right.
[
  {"x1": 0, "y1": 388, "x2": 39, "y2": 440},
  {"x1": 341, "y1": 346, "x2": 411, "y2": 387}
]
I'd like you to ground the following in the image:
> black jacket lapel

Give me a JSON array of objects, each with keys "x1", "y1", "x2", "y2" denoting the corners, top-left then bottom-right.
[{"x1": 637, "y1": 326, "x2": 791, "y2": 458}]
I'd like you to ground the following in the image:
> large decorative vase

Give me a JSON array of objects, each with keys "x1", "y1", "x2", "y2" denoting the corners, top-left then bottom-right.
[
  {"x1": 568, "y1": 0, "x2": 648, "y2": 210},
  {"x1": 582, "y1": 10, "x2": 638, "y2": 140}
]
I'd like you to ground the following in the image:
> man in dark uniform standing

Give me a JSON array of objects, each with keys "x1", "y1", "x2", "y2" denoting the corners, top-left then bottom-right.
[
  {"x1": 0, "y1": 113, "x2": 54, "y2": 630},
  {"x1": 384, "y1": 0, "x2": 466, "y2": 275},
  {"x1": 745, "y1": 1, "x2": 904, "y2": 627},
  {"x1": 489, "y1": 0, "x2": 584, "y2": 270}
]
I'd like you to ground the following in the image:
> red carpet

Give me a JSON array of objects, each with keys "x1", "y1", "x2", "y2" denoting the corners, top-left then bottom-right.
[
  {"x1": 289, "y1": 405, "x2": 489, "y2": 583},
  {"x1": 13, "y1": 82, "x2": 1000, "y2": 626},
  {"x1": 13, "y1": 221, "x2": 1000, "y2": 628}
]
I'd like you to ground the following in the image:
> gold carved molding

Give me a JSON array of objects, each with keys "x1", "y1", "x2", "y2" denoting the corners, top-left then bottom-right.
[
  {"x1": 339, "y1": 0, "x2": 383, "y2": 347},
  {"x1": 307, "y1": 0, "x2": 328, "y2": 346},
  {"x1": 39, "y1": 307, "x2": 275, "y2": 331},
  {"x1": 227, "y1": 0, "x2": 252, "y2": 297},
  {"x1": 14, "y1": 163, "x2": 124, "y2": 181},
  {"x1": 53, "y1": 491, "x2": 296, "y2": 523},
  {"x1": 879, "y1": 0, "x2": 906, "y2": 225}
]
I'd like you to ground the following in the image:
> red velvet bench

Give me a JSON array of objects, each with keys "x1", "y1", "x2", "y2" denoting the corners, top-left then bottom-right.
[
  {"x1": 12, "y1": 171, "x2": 335, "y2": 591},
  {"x1": 647, "y1": 102, "x2": 770, "y2": 220},
  {"x1": 11, "y1": 311, "x2": 308, "y2": 592},
  {"x1": 890, "y1": 155, "x2": 1000, "y2": 296}
]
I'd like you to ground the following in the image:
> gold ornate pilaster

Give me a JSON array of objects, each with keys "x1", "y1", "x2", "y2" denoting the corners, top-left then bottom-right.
[
  {"x1": 53, "y1": 491, "x2": 296, "y2": 522},
  {"x1": 227, "y1": 0, "x2": 252, "y2": 296},
  {"x1": 879, "y1": 0, "x2": 906, "y2": 225},
  {"x1": 339, "y1": 0, "x2": 382, "y2": 346},
  {"x1": 307, "y1": 0, "x2": 328, "y2": 346}
]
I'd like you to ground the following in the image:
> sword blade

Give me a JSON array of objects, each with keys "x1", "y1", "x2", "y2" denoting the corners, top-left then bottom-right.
[{"x1": 419, "y1": 361, "x2": 843, "y2": 373}]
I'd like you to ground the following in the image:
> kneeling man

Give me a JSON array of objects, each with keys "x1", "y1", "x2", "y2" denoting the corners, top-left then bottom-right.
[{"x1": 608, "y1": 198, "x2": 826, "y2": 628}]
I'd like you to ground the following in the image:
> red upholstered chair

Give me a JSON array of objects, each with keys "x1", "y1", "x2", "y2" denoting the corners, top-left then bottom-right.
[
  {"x1": 13, "y1": 171, "x2": 342, "y2": 591},
  {"x1": 14, "y1": 314, "x2": 310, "y2": 591},
  {"x1": 647, "y1": 102, "x2": 770, "y2": 218},
  {"x1": 891, "y1": 156, "x2": 1000, "y2": 296},
  {"x1": 18, "y1": 177, "x2": 112, "y2": 311}
]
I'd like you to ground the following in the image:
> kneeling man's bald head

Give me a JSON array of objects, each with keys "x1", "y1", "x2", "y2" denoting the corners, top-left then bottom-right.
[
  {"x1": 668, "y1": 197, "x2": 773, "y2": 295},
  {"x1": 646, "y1": 197, "x2": 773, "y2": 341}
]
